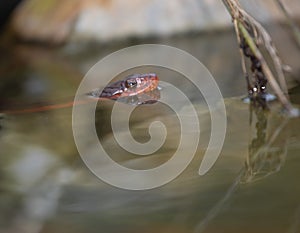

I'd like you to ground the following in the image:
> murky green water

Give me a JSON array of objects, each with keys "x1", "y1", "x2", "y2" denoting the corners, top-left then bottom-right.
[{"x1": 0, "y1": 28, "x2": 300, "y2": 233}]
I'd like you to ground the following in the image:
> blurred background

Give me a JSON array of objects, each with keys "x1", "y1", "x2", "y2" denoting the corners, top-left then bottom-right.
[
  {"x1": 1, "y1": 0, "x2": 300, "y2": 44},
  {"x1": 0, "y1": 1, "x2": 300, "y2": 233}
]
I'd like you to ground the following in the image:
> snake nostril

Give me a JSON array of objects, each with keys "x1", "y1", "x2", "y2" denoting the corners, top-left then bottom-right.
[{"x1": 151, "y1": 73, "x2": 159, "y2": 81}]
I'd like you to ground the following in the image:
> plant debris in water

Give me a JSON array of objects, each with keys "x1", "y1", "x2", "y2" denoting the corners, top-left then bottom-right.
[{"x1": 222, "y1": 0, "x2": 299, "y2": 117}]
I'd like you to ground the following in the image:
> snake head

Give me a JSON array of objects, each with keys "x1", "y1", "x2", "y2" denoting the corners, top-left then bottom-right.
[{"x1": 99, "y1": 73, "x2": 159, "y2": 99}]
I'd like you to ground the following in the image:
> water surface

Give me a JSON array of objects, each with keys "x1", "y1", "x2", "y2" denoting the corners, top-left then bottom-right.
[{"x1": 0, "y1": 28, "x2": 300, "y2": 233}]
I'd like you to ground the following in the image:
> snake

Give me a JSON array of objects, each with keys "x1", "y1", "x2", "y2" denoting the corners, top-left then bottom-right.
[{"x1": 0, "y1": 73, "x2": 160, "y2": 114}]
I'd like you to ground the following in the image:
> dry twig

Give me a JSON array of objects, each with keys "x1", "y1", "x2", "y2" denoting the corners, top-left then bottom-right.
[{"x1": 221, "y1": 0, "x2": 298, "y2": 116}]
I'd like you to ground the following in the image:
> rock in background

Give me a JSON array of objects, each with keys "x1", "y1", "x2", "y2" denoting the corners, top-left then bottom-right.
[
  {"x1": 10, "y1": 0, "x2": 300, "y2": 44},
  {"x1": 11, "y1": 0, "x2": 85, "y2": 43}
]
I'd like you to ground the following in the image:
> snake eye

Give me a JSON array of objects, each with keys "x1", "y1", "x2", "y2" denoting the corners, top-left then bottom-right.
[{"x1": 125, "y1": 79, "x2": 137, "y2": 88}]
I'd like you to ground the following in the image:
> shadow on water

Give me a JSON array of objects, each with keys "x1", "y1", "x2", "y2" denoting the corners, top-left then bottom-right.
[
  {"x1": 194, "y1": 101, "x2": 292, "y2": 233},
  {"x1": 0, "y1": 27, "x2": 300, "y2": 233}
]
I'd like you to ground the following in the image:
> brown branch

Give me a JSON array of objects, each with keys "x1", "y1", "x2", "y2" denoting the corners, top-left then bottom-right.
[
  {"x1": 221, "y1": 0, "x2": 298, "y2": 116},
  {"x1": 238, "y1": 22, "x2": 293, "y2": 112}
]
